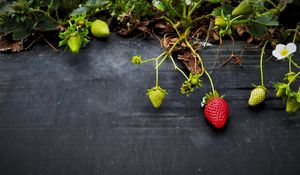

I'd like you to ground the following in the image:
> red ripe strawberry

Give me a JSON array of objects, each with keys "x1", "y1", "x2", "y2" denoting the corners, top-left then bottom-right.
[{"x1": 203, "y1": 92, "x2": 229, "y2": 129}]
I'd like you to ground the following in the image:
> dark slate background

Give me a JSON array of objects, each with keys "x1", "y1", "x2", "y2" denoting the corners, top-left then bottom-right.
[{"x1": 0, "y1": 34, "x2": 299, "y2": 175}]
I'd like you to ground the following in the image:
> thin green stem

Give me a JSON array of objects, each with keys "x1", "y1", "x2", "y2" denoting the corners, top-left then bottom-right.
[
  {"x1": 293, "y1": 27, "x2": 299, "y2": 43},
  {"x1": 260, "y1": 40, "x2": 269, "y2": 87},
  {"x1": 156, "y1": 54, "x2": 168, "y2": 68},
  {"x1": 287, "y1": 71, "x2": 300, "y2": 86},
  {"x1": 289, "y1": 55, "x2": 292, "y2": 73},
  {"x1": 187, "y1": 0, "x2": 203, "y2": 18},
  {"x1": 168, "y1": 38, "x2": 183, "y2": 53},
  {"x1": 182, "y1": 3, "x2": 187, "y2": 18},
  {"x1": 205, "y1": 71, "x2": 215, "y2": 94},
  {"x1": 231, "y1": 19, "x2": 250, "y2": 25},
  {"x1": 263, "y1": 0, "x2": 278, "y2": 8},
  {"x1": 141, "y1": 51, "x2": 166, "y2": 64},
  {"x1": 164, "y1": 1, "x2": 181, "y2": 18},
  {"x1": 141, "y1": 57, "x2": 159, "y2": 63},
  {"x1": 184, "y1": 39, "x2": 204, "y2": 76},
  {"x1": 192, "y1": 14, "x2": 211, "y2": 23},
  {"x1": 47, "y1": 0, "x2": 54, "y2": 15},
  {"x1": 32, "y1": 9, "x2": 58, "y2": 24},
  {"x1": 291, "y1": 59, "x2": 300, "y2": 69},
  {"x1": 55, "y1": 9, "x2": 59, "y2": 21},
  {"x1": 170, "y1": 55, "x2": 189, "y2": 80},
  {"x1": 155, "y1": 58, "x2": 159, "y2": 87},
  {"x1": 163, "y1": 16, "x2": 181, "y2": 37}
]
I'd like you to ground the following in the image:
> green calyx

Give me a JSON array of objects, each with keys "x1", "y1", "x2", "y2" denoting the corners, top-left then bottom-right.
[
  {"x1": 181, "y1": 73, "x2": 202, "y2": 96},
  {"x1": 274, "y1": 83, "x2": 287, "y2": 98},
  {"x1": 131, "y1": 56, "x2": 142, "y2": 65},
  {"x1": 274, "y1": 82, "x2": 288, "y2": 98},
  {"x1": 202, "y1": 91, "x2": 222, "y2": 107},
  {"x1": 284, "y1": 72, "x2": 298, "y2": 83}
]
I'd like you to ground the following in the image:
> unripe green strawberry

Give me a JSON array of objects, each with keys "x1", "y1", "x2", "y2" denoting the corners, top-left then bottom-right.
[
  {"x1": 12, "y1": 2, "x2": 26, "y2": 11},
  {"x1": 76, "y1": 20, "x2": 85, "y2": 27},
  {"x1": 232, "y1": 0, "x2": 253, "y2": 16},
  {"x1": 214, "y1": 16, "x2": 227, "y2": 28},
  {"x1": 269, "y1": 8, "x2": 279, "y2": 14},
  {"x1": 191, "y1": 77, "x2": 199, "y2": 86},
  {"x1": 248, "y1": 86, "x2": 267, "y2": 106},
  {"x1": 67, "y1": 34, "x2": 81, "y2": 54},
  {"x1": 91, "y1": 20, "x2": 110, "y2": 38},
  {"x1": 276, "y1": 87, "x2": 285, "y2": 98},
  {"x1": 287, "y1": 74, "x2": 295, "y2": 82},
  {"x1": 286, "y1": 98, "x2": 300, "y2": 113},
  {"x1": 147, "y1": 86, "x2": 167, "y2": 109}
]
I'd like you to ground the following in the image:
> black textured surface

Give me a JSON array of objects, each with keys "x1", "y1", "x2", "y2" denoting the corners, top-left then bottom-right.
[{"x1": 0, "y1": 34, "x2": 299, "y2": 175}]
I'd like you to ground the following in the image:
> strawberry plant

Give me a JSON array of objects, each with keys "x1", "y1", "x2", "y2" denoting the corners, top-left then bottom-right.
[{"x1": 0, "y1": 0, "x2": 299, "y2": 128}]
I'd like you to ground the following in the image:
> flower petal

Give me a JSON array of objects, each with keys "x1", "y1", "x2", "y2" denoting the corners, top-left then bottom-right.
[
  {"x1": 275, "y1": 44, "x2": 286, "y2": 51},
  {"x1": 272, "y1": 50, "x2": 285, "y2": 60},
  {"x1": 286, "y1": 43, "x2": 297, "y2": 53}
]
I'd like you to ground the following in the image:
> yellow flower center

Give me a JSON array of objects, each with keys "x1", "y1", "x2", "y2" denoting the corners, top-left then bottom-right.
[{"x1": 280, "y1": 48, "x2": 289, "y2": 57}]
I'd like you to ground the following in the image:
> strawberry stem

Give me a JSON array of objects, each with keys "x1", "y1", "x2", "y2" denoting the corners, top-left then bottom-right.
[
  {"x1": 184, "y1": 39, "x2": 205, "y2": 76},
  {"x1": 288, "y1": 55, "x2": 292, "y2": 73},
  {"x1": 260, "y1": 40, "x2": 269, "y2": 87},
  {"x1": 156, "y1": 54, "x2": 168, "y2": 69},
  {"x1": 156, "y1": 57, "x2": 159, "y2": 87},
  {"x1": 170, "y1": 55, "x2": 189, "y2": 80},
  {"x1": 205, "y1": 70, "x2": 215, "y2": 94}
]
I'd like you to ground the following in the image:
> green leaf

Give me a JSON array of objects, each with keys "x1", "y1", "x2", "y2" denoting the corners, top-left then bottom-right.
[
  {"x1": 12, "y1": 27, "x2": 30, "y2": 40},
  {"x1": 252, "y1": 14, "x2": 279, "y2": 26},
  {"x1": 212, "y1": 5, "x2": 233, "y2": 17},
  {"x1": 35, "y1": 14, "x2": 57, "y2": 31},
  {"x1": 70, "y1": 6, "x2": 90, "y2": 16},
  {"x1": 247, "y1": 22, "x2": 267, "y2": 36}
]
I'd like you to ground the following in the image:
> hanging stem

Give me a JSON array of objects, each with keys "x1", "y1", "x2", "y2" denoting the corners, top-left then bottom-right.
[
  {"x1": 163, "y1": 16, "x2": 181, "y2": 37},
  {"x1": 289, "y1": 55, "x2": 292, "y2": 73},
  {"x1": 260, "y1": 40, "x2": 269, "y2": 87},
  {"x1": 155, "y1": 58, "x2": 159, "y2": 87},
  {"x1": 32, "y1": 9, "x2": 58, "y2": 24},
  {"x1": 184, "y1": 39, "x2": 205, "y2": 76},
  {"x1": 168, "y1": 38, "x2": 183, "y2": 54},
  {"x1": 156, "y1": 54, "x2": 168, "y2": 68},
  {"x1": 205, "y1": 71, "x2": 215, "y2": 94},
  {"x1": 142, "y1": 51, "x2": 166, "y2": 64},
  {"x1": 291, "y1": 59, "x2": 300, "y2": 69},
  {"x1": 187, "y1": 0, "x2": 203, "y2": 18},
  {"x1": 170, "y1": 55, "x2": 189, "y2": 80}
]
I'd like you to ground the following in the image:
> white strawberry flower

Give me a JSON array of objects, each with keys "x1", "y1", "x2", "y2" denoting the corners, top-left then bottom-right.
[
  {"x1": 185, "y1": 0, "x2": 191, "y2": 5},
  {"x1": 272, "y1": 43, "x2": 297, "y2": 60}
]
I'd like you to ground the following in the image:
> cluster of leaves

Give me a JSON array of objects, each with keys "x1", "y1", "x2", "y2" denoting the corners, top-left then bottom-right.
[
  {"x1": 58, "y1": 14, "x2": 91, "y2": 53},
  {"x1": 212, "y1": 0, "x2": 289, "y2": 37},
  {"x1": 0, "y1": 0, "x2": 86, "y2": 41}
]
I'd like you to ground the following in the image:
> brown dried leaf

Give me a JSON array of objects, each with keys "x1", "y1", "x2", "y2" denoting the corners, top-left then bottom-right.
[
  {"x1": 161, "y1": 37, "x2": 179, "y2": 50},
  {"x1": 0, "y1": 34, "x2": 24, "y2": 53},
  {"x1": 178, "y1": 51, "x2": 201, "y2": 74},
  {"x1": 236, "y1": 25, "x2": 246, "y2": 36},
  {"x1": 231, "y1": 55, "x2": 242, "y2": 65}
]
